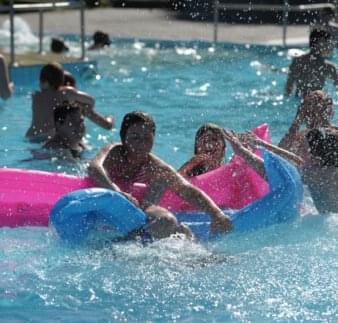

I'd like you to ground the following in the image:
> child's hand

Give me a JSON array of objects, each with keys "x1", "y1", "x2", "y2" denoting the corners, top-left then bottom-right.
[
  {"x1": 210, "y1": 212, "x2": 232, "y2": 234},
  {"x1": 121, "y1": 192, "x2": 140, "y2": 207},
  {"x1": 191, "y1": 153, "x2": 210, "y2": 165},
  {"x1": 106, "y1": 115, "x2": 114, "y2": 129},
  {"x1": 238, "y1": 132, "x2": 261, "y2": 146}
]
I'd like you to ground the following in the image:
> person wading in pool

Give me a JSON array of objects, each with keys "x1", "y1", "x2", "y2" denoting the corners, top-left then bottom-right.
[
  {"x1": 88, "y1": 111, "x2": 233, "y2": 240},
  {"x1": 285, "y1": 29, "x2": 338, "y2": 97},
  {"x1": 0, "y1": 54, "x2": 13, "y2": 100},
  {"x1": 280, "y1": 90, "x2": 338, "y2": 213},
  {"x1": 178, "y1": 122, "x2": 268, "y2": 180},
  {"x1": 25, "y1": 62, "x2": 114, "y2": 142}
]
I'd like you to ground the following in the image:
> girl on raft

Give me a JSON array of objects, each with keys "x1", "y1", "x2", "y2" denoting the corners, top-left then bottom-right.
[
  {"x1": 178, "y1": 122, "x2": 269, "y2": 180},
  {"x1": 88, "y1": 111, "x2": 236, "y2": 240}
]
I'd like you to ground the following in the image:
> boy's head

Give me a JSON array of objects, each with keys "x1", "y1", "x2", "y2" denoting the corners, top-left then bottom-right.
[
  {"x1": 301, "y1": 90, "x2": 334, "y2": 128},
  {"x1": 40, "y1": 62, "x2": 64, "y2": 90},
  {"x1": 50, "y1": 38, "x2": 69, "y2": 54},
  {"x1": 309, "y1": 29, "x2": 334, "y2": 56},
  {"x1": 54, "y1": 104, "x2": 85, "y2": 142},
  {"x1": 93, "y1": 31, "x2": 111, "y2": 47},
  {"x1": 120, "y1": 111, "x2": 156, "y2": 142}
]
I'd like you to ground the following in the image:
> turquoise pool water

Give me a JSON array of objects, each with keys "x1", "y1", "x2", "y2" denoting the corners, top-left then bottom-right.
[{"x1": 0, "y1": 36, "x2": 338, "y2": 322}]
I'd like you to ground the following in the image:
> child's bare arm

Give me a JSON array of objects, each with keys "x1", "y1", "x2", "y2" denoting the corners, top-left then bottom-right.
[
  {"x1": 82, "y1": 106, "x2": 114, "y2": 129},
  {"x1": 223, "y1": 129, "x2": 267, "y2": 180}
]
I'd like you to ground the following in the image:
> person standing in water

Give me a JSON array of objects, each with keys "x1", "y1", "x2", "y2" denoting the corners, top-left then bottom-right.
[
  {"x1": 248, "y1": 90, "x2": 338, "y2": 213},
  {"x1": 0, "y1": 54, "x2": 13, "y2": 100},
  {"x1": 25, "y1": 62, "x2": 114, "y2": 142},
  {"x1": 88, "y1": 111, "x2": 232, "y2": 240},
  {"x1": 285, "y1": 29, "x2": 338, "y2": 97}
]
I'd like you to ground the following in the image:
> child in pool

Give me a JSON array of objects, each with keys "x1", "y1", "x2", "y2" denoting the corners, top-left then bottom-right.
[
  {"x1": 88, "y1": 111, "x2": 233, "y2": 239},
  {"x1": 43, "y1": 103, "x2": 86, "y2": 159},
  {"x1": 178, "y1": 123, "x2": 268, "y2": 181},
  {"x1": 285, "y1": 29, "x2": 338, "y2": 97},
  {"x1": 243, "y1": 91, "x2": 338, "y2": 213},
  {"x1": 178, "y1": 123, "x2": 226, "y2": 177},
  {"x1": 25, "y1": 62, "x2": 114, "y2": 142}
]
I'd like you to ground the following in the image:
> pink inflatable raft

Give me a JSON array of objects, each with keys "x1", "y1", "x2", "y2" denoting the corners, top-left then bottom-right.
[{"x1": 0, "y1": 124, "x2": 270, "y2": 227}]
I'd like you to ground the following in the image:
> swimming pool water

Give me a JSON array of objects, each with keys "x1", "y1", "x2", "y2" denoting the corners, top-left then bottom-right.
[{"x1": 0, "y1": 34, "x2": 338, "y2": 322}]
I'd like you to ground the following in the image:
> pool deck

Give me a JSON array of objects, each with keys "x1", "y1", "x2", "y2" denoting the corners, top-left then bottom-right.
[{"x1": 0, "y1": 8, "x2": 310, "y2": 46}]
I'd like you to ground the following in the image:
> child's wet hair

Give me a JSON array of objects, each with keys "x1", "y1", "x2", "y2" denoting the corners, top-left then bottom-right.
[
  {"x1": 120, "y1": 111, "x2": 156, "y2": 142},
  {"x1": 194, "y1": 123, "x2": 226, "y2": 154},
  {"x1": 93, "y1": 30, "x2": 111, "y2": 46},
  {"x1": 40, "y1": 62, "x2": 64, "y2": 90},
  {"x1": 309, "y1": 29, "x2": 332, "y2": 49}
]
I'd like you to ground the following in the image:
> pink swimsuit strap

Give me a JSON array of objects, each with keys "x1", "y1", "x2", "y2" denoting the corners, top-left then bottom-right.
[{"x1": 109, "y1": 162, "x2": 151, "y2": 193}]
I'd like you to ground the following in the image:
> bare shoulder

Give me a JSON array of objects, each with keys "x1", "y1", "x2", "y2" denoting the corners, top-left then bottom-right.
[{"x1": 148, "y1": 153, "x2": 177, "y2": 177}]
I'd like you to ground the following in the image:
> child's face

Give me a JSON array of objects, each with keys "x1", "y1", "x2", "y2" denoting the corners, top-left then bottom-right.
[
  {"x1": 196, "y1": 131, "x2": 225, "y2": 158},
  {"x1": 124, "y1": 122, "x2": 154, "y2": 156}
]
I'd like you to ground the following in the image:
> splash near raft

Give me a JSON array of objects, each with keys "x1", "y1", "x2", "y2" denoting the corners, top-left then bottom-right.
[
  {"x1": 0, "y1": 124, "x2": 270, "y2": 227},
  {"x1": 50, "y1": 150, "x2": 303, "y2": 244}
]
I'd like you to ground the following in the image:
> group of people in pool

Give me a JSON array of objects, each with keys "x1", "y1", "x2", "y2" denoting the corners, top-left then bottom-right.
[{"x1": 1, "y1": 27, "x2": 338, "y2": 240}]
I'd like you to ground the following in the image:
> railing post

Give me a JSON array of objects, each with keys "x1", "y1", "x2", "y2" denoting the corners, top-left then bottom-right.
[
  {"x1": 80, "y1": 0, "x2": 86, "y2": 60},
  {"x1": 282, "y1": 0, "x2": 289, "y2": 47},
  {"x1": 9, "y1": 0, "x2": 15, "y2": 66},
  {"x1": 213, "y1": 0, "x2": 219, "y2": 45},
  {"x1": 38, "y1": 9, "x2": 44, "y2": 54}
]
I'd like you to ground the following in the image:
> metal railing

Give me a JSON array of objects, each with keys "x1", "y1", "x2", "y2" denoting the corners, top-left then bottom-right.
[
  {"x1": 0, "y1": 1, "x2": 86, "y2": 66},
  {"x1": 213, "y1": 0, "x2": 336, "y2": 46}
]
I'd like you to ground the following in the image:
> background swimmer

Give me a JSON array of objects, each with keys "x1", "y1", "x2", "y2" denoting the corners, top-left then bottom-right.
[
  {"x1": 285, "y1": 29, "x2": 338, "y2": 97},
  {"x1": 25, "y1": 62, "x2": 114, "y2": 142}
]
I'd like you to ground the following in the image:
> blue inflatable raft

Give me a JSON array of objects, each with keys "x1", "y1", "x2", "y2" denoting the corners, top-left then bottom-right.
[{"x1": 50, "y1": 150, "x2": 303, "y2": 243}]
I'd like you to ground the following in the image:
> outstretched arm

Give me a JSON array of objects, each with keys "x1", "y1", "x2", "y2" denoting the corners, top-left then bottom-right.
[
  {"x1": 243, "y1": 132, "x2": 304, "y2": 166},
  {"x1": 144, "y1": 160, "x2": 232, "y2": 234},
  {"x1": 62, "y1": 86, "x2": 114, "y2": 130},
  {"x1": 82, "y1": 107, "x2": 114, "y2": 130},
  {"x1": 223, "y1": 129, "x2": 267, "y2": 180},
  {"x1": 88, "y1": 144, "x2": 121, "y2": 191},
  {"x1": 178, "y1": 154, "x2": 209, "y2": 177}
]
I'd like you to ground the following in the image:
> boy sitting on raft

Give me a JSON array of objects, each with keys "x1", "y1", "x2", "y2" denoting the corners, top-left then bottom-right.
[
  {"x1": 43, "y1": 103, "x2": 86, "y2": 159},
  {"x1": 88, "y1": 111, "x2": 233, "y2": 240},
  {"x1": 25, "y1": 62, "x2": 114, "y2": 142}
]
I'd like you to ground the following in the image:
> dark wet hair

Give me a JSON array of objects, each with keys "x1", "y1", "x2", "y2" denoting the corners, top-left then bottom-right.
[
  {"x1": 93, "y1": 31, "x2": 111, "y2": 46},
  {"x1": 307, "y1": 128, "x2": 338, "y2": 167},
  {"x1": 309, "y1": 29, "x2": 332, "y2": 49},
  {"x1": 194, "y1": 123, "x2": 226, "y2": 154},
  {"x1": 120, "y1": 111, "x2": 156, "y2": 142},
  {"x1": 54, "y1": 104, "x2": 80, "y2": 127},
  {"x1": 64, "y1": 70, "x2": 76, "y2": 87},
  {"x1": 40, "y1": 62, "x2": 64, "y2": 90},
  {"x1": 51, "y1": 38, "x2": 69, "y2": 53}
]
